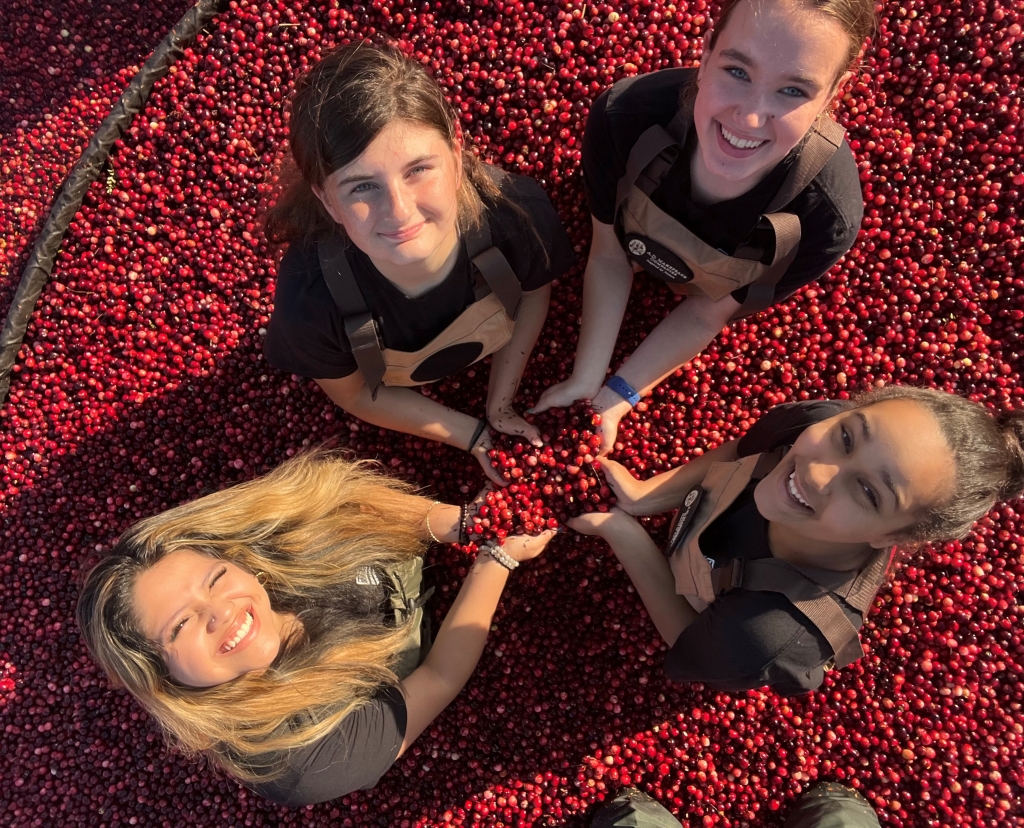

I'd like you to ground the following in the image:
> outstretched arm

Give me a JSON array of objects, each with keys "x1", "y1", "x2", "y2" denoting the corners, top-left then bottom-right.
[
  {"x1": 590, "y1": 292, "x2": 740, "y2": 451},
  {"x1": 599, "y1": 440, "x2": 740, "y2": 515},
  {"x1": 316, "y1": 371, "x2": 506, "y2": 486},
  {"x1": 397, "y1": 531, "x2": 556, "y2": 753},
  {"x1": 531, "y1": 217, "x2": 634, "y2": 411},
  {"x1": 486, "y1": 284, "x2": 551, "y2": 445},
  {"x1": 569, "y1": 509, "x2": 697, "y2": 644}
]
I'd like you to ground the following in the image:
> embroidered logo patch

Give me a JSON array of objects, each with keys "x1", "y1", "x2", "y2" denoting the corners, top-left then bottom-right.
[
  {"x1": 623, "y1": 233, "x2": 695, "y2": 284},
  {"x1": 666, "y1": 484, "x2": 705, "y2": 556}
]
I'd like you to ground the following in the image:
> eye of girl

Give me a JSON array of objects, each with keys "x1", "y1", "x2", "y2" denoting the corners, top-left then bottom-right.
[
  {"x1": 169, "y1": 566, "x2": 227, "y2": 642},
  {"x1": 779, "y1": 86, "x2": 808, "y2": 99},
  {"x1": 860, "y1": 480, "x2": 880, "y2": 510},
  {"x1": 350, "y1": 181, "x2": 377, "y2": 195},
  {"x1": 725, "y1": 66, "x2": 750, "y2": 81},
  {"x1": 840, "y1": 424, "x2": 853, "y2": 453}
]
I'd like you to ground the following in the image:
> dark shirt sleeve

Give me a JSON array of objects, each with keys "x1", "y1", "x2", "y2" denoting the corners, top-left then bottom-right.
[
  {"x1": 664, "y1": 590, "x2": 840, "y2": 696},
  {"x1": 263, "y1": 243, "x2": 359, "y2": 380},
  {"x1": 248, "y1": 686, "x2": 407, "y2": 807},
  {"x1": 582, "y1": 70, "x2": 695, "y2": 224},
  {"x1": 581, "y1": 84, "x2": 623, "y2": 224},
  {"x1": 495, "y1": 172, "x2": 575, "y2": 290},
  {"x1": 737, "y1": 400, "x2": 851, "y2": 456}
]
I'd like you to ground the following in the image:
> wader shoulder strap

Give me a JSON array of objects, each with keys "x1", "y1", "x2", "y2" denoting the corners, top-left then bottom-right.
[
  {"x1": 830, "y1": 548, "x2": 891, "y2": 614},
  {"x1": 383, "y1": 558, "x2": 435, "y2": 620},
  {"x1": 615, "y1": 102, "x2": 694, "y2": 212},
  {"x1": 733, "y1": 211, "x2": 801, "y2": 319},
  {"x1": 465, "y1": 219, "x2": 523, "y2": 320},
  {"x1": 722, "y1": 557, "x2": 866, "y2": 668},
  {"x1": 318, "y1": 237, "x2": 389, "y2": 399},
  {"x1": 765, "y1": 117, "x2": 846, "y2": 213},
  {"x1": 732, "y1": 118, "x2": 845, "y2": 319}
]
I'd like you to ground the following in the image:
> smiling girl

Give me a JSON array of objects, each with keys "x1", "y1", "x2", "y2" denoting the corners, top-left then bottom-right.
[
  {"x1": 571, "y1": 388, "x2": 1024, "y2": 695},
  {"x1": 77, "y1": 452, "x2": 554, "y2": 805},
  {"x1": 533, "y1": 0, "x2": 875, "y2": 451},
  {"x1": 263, "y1": 44, "x2": 573, "y2": 485}
]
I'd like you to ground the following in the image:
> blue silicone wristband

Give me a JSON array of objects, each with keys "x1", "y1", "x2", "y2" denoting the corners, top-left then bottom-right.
[{"x1": 605, "y1": 375, "x2": 641, "y2": 407}]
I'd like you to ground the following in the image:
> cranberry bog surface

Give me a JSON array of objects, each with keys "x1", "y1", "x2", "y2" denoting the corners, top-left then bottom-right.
[{"x1": 1, "y1": 1, "x2": 1022, "y2": 826}]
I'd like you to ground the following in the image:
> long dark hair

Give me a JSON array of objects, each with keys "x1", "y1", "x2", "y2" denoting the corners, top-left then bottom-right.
[
  {"x1": 853, "y1": 386, "x2": 1024, "y2": 544},
  {"x1": 264, "y1": 42, "x2": 501, "y2": 245}
]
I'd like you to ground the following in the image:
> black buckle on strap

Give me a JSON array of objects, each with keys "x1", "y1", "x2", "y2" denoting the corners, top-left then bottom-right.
[{"x1": 715, "y1": 559, "x2": 745, "y2": 594}]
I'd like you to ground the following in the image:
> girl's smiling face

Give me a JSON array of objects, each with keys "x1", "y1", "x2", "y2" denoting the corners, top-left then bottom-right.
[
  {"x1": 692, "y1": 0, "x2": 852, "y2": 198},
  {"x1": 754, "y1": 399, "x2": 956, "y2": 549},
  {"x1": 133, "y1": 549, "x2": 295, "y2": 688},
  {"x1": 313, "y1": 119, "x2": 462, "y2": 273}
]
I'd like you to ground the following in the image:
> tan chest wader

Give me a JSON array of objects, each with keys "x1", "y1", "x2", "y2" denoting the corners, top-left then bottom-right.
[
  {"x1": 665, "y1": 448, "x2": 891, "y2": 669},
  {"x1": 318, "y1": 219, "x2": 522, "y2": 400},
  {"x1": 615, "y1": 101, "x2": 846, "y2": 319}
]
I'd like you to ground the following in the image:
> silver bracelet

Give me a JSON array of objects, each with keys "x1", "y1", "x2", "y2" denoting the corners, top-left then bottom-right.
[{"x1": 483, "y1": 543, "x2": 519, "y2": 571}]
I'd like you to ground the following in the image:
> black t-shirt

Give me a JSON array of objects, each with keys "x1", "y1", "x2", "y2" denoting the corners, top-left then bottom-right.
[
  {"x1": 664, "y1": 399, "x2": 867, "y2": 696},
  {"x1": 582, "y1": 68, "x2": 864, "y2": 306},
  {"x1": 248, "y1": 685, "x2": 407, "y2": 807},
  {"x1": 264, "y1": 171, "x2": 575, "y2": 380}
]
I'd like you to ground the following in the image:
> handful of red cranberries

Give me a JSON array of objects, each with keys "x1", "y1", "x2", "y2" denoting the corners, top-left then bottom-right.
[
  {"x1": 468, "y1": 403, "x2": 614, "y2": 541},
  {"x1": 2, "y1": 0, "x2": 1023, "y2": 826}
]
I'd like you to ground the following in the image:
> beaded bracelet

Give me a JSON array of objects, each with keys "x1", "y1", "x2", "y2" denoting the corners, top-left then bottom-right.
[
  {"x1": 425, "y1": 501, "x2": 444, "y2": 544},
  {"x1": 458, "y1": 502, "x2": 469, "y2": 544},
  {"x1": 484, "y1": 543, "x2": 519, "y2": 571}
]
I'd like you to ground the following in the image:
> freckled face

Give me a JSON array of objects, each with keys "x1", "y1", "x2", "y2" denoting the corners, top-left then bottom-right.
[
  {"x1": 133, "y1": 549, "x2": 292, "y2": 688},
  {"x1": 754, "y1": 399, "x2": 956, "y2": 548},
  {"x1": 692, "y1": 0, "x2": 851, "y2": 195},
  {"x1": 314, "y1": 120, "x2": 462, "y2": 273}
]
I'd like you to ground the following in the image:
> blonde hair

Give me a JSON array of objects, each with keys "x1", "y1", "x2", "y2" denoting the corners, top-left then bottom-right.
[{"x1": 77, "y1": 450, "x2": 428, "y2": 782}]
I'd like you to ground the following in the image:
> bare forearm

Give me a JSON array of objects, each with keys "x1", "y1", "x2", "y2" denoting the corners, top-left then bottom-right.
[
  {"x1": 615, "y1": 295, "x2": 737, "y2": 397},
  {"x1": 416, "y1": 553, "x2": 509, "y2": 698},
  {"x1": 601, "y1": 518, "x2": 698, "y2": 643},
  {"x1": 629, "y1": 441, "x2": 740, "y2": 514},
  {"x1": 320, "y1": 381, "x2": 480, "y2": 451},
  {"x1": 570, "y1": 250, "x2": 635, "y2": 388},
  {"x1": 487, "y1": 285, "x2": 551, "y2": 413}
]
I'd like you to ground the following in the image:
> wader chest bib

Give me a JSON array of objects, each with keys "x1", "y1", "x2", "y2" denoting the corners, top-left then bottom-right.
[
  {"x1": 665, "y1": 448, "x2": 891, "y2": 669},
  {"x1": 615, "y1": 102, "x2": 846, "y2": 318},
  {"x1": 318, "y1": 219, "x2": 522, "y2": 399}
]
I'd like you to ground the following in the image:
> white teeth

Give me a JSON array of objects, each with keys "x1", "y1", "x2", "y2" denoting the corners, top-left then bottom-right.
[
  {"x1": 788, "y1": 472, "x2": 811, "y2": 509},
  {"x1": 721, "y1": 125, "x2": 766, "y2": 149},
  {"x1": 222, "y1": 611, "x2": 253, "y2": 653}
]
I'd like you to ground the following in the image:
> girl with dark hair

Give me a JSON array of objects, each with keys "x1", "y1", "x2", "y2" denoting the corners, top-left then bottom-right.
[
  {"x1": 571, "y1": 386, "x2": 1024, "y2": 695},
  {"x1": 77, "y1": 451, "x2": 555, "y2": 805},
  {"x1": 263, "y1": 43, "x2": 574, "y2": 485},
  {"x1": 533, "y1": 0, "x2": 876, "y2": 452}
]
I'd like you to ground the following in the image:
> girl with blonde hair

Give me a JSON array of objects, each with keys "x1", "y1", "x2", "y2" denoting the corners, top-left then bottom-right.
[{"x1": 78, "y1": 451, "x2": 553, "y2": 805}]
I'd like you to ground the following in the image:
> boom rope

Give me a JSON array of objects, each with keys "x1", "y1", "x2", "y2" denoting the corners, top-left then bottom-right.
[{"x1": 0, "y1": 0, "x2": 229, "y2": 406}]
